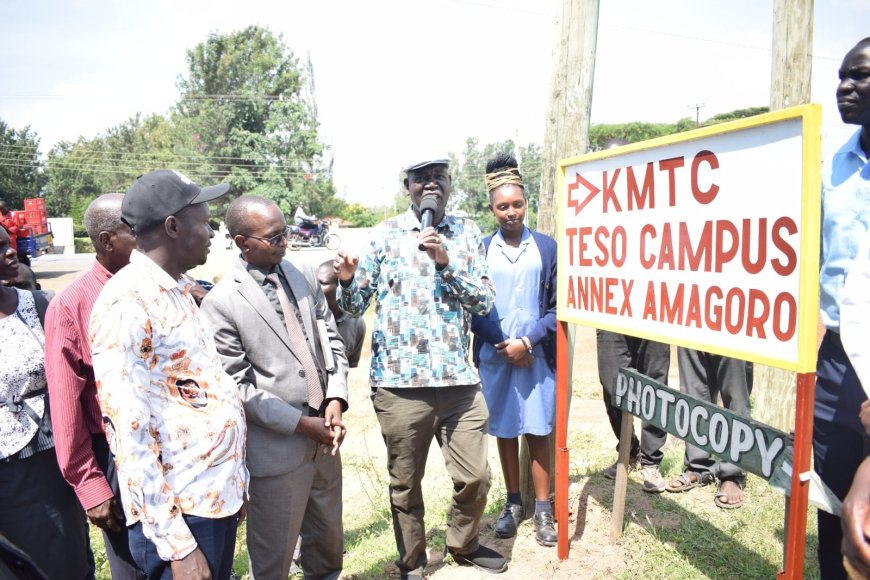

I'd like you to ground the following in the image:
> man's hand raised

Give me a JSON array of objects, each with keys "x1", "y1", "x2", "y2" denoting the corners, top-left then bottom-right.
[{"x1": 333, "y1": 251, "x2": 359, "y2": 285}]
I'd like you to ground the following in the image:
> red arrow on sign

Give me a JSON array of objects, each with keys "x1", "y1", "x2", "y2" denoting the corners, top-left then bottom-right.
[{"x1": 566, "y1": 172, "x2": 600, "y2": 216}]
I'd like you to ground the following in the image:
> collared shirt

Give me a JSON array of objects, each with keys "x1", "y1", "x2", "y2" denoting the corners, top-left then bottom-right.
[
  {"x1": 44, "y1": 259, "x2": 114, "y2": 510},
  {"x1": 337, "y1": 207, "x2": 494, "y2": 388},
  {"x1": 820, "y1": 128, "x2": 870, "y2": 332},
  {"x1": 90, "y1": 251, "x2": 248, "y2": 561},
  {"x1": 245, "y1": 261, "x2": 307, "y2": 332}
]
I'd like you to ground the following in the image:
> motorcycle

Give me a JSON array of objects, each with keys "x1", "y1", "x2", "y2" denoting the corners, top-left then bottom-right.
[{"x1": 288, "y1": 220, "x2": 341, "y2": 250}]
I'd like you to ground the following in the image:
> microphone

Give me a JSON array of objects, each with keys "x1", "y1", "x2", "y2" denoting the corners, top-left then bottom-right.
[{"x1": 417, "y1": 197, "x2": 438, "y2": 251}]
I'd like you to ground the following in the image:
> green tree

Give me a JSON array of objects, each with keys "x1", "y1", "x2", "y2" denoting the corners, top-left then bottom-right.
[
  {"x1": 0, "y1": 119, "x2": 45, "y2": 209},
  {"x1": 175, "y1": 26, "x2": 338, "y2": 218},
  {"x1": 44, "y1": 114, "x2": 184, "y2": 218},
  {"x1": 451, "y1": 138, "x2": 515, "y2": 234},
  {"x1": 340, "y1": 203, "x2": 380, "y2": 227},
  {"x1": 705, "y1": 106, "x2": 769, "y2": 124},
  {"x1": 588, "y1": 121, "x2": 685, "y2": 151}
]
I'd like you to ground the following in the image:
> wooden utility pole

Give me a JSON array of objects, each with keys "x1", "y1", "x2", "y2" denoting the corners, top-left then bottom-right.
[
  {"x1": 770, "y1": 0, "x2": 814, "y2": 110},
  {"x1": 758, "y1": 0, "x2": 814, "y2": 440},
  {"x1": 531, "y1": 0, "x2": 599, "y2": 560},
  {"x1": 536, "y1": 0, "x2": 599, "y2": 237},
  {"x1": 766, "y1": 1, "x2": 814, "y2": 578}
]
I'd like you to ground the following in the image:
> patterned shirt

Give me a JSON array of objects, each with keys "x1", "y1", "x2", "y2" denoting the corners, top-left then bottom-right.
[
  {"x1": 90, "y1": 251, "x2": 248, "y2": 561},
  {"x1": 0, "y1": 289, "x2": 52, "y2": 459},
  {"x1": 337, "y1": 207, "x2": 494, "y2": 388}
]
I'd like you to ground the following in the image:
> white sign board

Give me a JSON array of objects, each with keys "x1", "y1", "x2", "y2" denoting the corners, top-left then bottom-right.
[{"x1": 556, "y1": 106, "x2": 821, "y2": 371}]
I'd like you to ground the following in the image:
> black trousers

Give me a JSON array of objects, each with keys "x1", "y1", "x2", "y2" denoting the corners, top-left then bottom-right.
[
  {"x1": 596, "y1": 330, "x2": 670, "y2": 466},
  {"x1": 814, "y1": 331, "x2": 869, "y2": 580},
  {"x1": 0, "y1": 447, "x2": 89, "y2": 580},
  {"x1": 677, "y1": 349, "x2": 752, "y2": 482}
]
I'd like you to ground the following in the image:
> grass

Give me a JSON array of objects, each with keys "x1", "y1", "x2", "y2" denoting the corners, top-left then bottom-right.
[
  {"x1": 88, "y1": 384, "x2": 821, "y2": 579},
  {"x1": 87, "y1": 325, "x2": 822, "y2": 579}
]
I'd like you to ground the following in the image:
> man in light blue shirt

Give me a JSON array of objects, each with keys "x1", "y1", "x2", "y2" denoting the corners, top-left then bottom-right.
[{"x1": 815, "y1": 36, "x2": 870, "y2": 579}]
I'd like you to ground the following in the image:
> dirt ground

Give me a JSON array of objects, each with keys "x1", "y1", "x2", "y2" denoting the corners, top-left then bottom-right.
[
  {"x1": 337, "y1": 323, "x2": 682, "y2": 580},
  {"x1": 31, "y1": 244, "x2": 680, "y2": 580}
]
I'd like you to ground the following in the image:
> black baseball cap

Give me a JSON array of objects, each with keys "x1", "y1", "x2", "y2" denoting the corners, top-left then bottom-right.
[{"x1": 122, "y1": 170, "x2": 230, "y2": 233}]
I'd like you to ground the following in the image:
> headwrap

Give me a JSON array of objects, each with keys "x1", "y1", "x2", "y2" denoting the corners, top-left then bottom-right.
[{"x1": 484, "y1": 166, "x2": 524, "y2": 193}]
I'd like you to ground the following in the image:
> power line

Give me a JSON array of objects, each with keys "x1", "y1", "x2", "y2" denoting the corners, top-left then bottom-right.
[
  {"x1": 0, "y1": 143, "x2": 327, "y2": 167},
  {"x1": 0, "y1": 158, "x2": 330, "y2": 180}
]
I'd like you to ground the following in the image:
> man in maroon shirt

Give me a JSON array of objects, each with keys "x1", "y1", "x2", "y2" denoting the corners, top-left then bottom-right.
[{"x1": 44, "y1": 193, "x2": 142, "y2": 579}]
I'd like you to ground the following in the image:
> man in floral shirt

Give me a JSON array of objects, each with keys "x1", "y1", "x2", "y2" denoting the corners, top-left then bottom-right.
[{"x1": 90, "y1": 170, "x2": 248, "y2": 580}]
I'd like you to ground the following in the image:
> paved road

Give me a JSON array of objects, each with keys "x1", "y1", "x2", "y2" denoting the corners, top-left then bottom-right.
[{"x1": 32, "y1": 227, "x2": 373, "y2": 294}]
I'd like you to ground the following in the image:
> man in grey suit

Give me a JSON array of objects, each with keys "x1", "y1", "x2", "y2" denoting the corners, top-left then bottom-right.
[{"x1": 201, "y1": 196, "x2": 349, "y2": 580}]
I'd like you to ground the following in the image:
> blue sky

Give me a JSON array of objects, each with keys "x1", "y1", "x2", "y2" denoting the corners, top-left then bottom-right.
[{"x1": 1, "y1": 0, "x2": 866, "y2": 206}]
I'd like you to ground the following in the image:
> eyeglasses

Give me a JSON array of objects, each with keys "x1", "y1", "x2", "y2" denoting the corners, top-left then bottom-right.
[{"x1": 245, "y1": 225, "x2": 291, "y2": 247}]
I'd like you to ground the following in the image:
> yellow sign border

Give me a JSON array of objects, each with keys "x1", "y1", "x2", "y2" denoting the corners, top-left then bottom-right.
[{"x1": 556, "y1": 104, "x2": 822, "y2": 372}]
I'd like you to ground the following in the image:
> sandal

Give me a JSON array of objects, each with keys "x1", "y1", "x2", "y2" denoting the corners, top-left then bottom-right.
[
  {"x1": 714, "y1": 479, "x2": 745, "y2": 509},
  {"x1": 666, "y1": 471, "x2": 712, "y2": 493}
]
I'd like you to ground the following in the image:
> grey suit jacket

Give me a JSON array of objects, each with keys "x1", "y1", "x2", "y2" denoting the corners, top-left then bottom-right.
[{"x1": 201, "y1": 258, "x2": 349, "y2": 478}]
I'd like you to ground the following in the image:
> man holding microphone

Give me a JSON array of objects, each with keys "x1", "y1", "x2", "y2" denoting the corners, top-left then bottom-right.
[{"x1": 334, "y1": 157, "x2": 505, "y2": 579}]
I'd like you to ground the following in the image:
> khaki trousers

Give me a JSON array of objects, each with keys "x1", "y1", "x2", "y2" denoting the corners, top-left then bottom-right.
[{"x1": 373, "y1": 385, "x2": 491, "y2": 574}]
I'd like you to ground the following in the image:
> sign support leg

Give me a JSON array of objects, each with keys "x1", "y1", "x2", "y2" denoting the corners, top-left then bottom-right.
[
  {"x1": 609, "y1": 409, "x2": 633, "y2": 542},
  {"x1": 778, "y1": 372, "x2": 815, "y2": 578},
  {"x1": 555, "y1": 320, "x2": 571, "y2": 559}
]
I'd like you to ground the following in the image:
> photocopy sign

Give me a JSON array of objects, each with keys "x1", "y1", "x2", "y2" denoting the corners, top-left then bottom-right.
[
  {"x1": 615, "y1": 368, "x2": 790, "y2": 480},
  {"x1": 556, "y1": 106, "x2": 821, "y2": 371}
]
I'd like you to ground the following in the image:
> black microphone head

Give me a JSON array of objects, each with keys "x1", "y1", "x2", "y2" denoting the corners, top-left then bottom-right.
[{"x1": 419, "y1": 197, "x2": 438, "y2": 214}]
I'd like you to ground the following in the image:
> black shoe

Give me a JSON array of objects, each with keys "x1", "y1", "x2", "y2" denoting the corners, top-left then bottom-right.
[
  {"x1": 534, "y1": 511, "x2": 557, "y2": 547},
  {"x1": 494, "y1": 502, "x2": 523, "y2": 538},
  {"x1": 448, "y1": 544, "x2": 507, "y2": 574}
]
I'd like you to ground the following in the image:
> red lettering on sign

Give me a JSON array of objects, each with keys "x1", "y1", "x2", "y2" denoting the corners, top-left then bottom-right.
[
  {"x1": 773, "y1": 292, "x2": 797, "y2": 341},
  {"x1": 659, "y1": 156, "x2": 685, "y2": 206},
  {"x1": 705, "y1": 286, "x2": 723, "y2": 331},
  {"x1": 640, "y1": 224, "x2": 656, "y2": 269},
  {"x1": 576, "y1": 226, "x2": 592, "y2": 267},
  {"x1": 746, "y1": 289, "x2": 770, "y2": 338},
  {"x1": 620, "y1": 279, "x2": 633, "y2": 316},
  {"x1": 565, "y1": 228, "x2": 577, "y2": 266},
  {"x1": 724, "y1": 288, "x2": 745, "y2": 335},
  {"x1": 679, "y1": 221, "x2": 713, "y2": 271},
  {"x1": 715, "y1": 221, "x2": 739, "y2": 272},
  {"x1": 690, "y1": 150, "x2": 719, "y2": 204},
  {"x1": 627, "y1": 163, "x2": 656, "y2": 210},
  {"x1": 772, "y1": 216, "x2": 798, "y2": 276},
  {"x1": 685, "y1": 284, "x2": 702, "y2": 328},
  {"x1": 742, "y1": 218, "x2": 767, "y2": 275},
  {"x1": 602, "y1": 170, "x2": 622, "y2": 213}
]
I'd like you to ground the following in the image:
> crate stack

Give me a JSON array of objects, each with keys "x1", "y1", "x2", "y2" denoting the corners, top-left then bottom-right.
[
  {"x1": 21, "y1": 198, "x2": 49, "y2": 236},
  {"x1": 15, "y1": 198, "x2": 49, "y2": 255}
]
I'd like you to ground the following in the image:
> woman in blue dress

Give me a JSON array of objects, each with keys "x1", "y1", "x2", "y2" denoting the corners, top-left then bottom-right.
[{"x1": 472, "y1": 153, "x2": 557, "y2": 547}]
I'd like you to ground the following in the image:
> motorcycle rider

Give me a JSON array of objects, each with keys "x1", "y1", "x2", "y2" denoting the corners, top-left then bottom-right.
[{"x1": 294, "y1": 205, "x2": 319, "y2": 229}]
